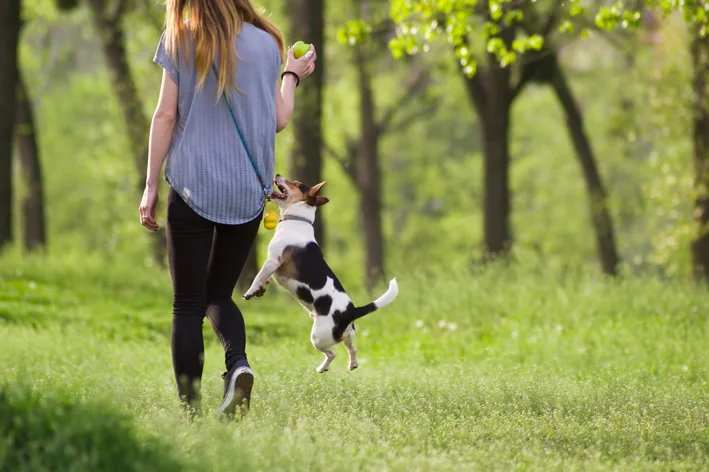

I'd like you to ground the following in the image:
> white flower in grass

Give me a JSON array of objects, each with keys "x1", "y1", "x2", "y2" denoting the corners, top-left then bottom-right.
[
  {"x1": 512, "y1": 331, "x2": 518, "y2": 338},
  {"x1": 438, "y1": 320, "x2": 446, "y2": 328},
  {"x1": 447, "y1": 323, "x2": 458, "y2": 331},
  {"x1": 555, "y1": 325, "x2": 563, "y2": 333},
  {"x1": 415, "y1": 320, "x2": 424, "y2": 328}
]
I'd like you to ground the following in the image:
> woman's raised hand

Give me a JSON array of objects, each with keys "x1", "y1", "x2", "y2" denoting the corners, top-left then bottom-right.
[{"x1": 285, "y1": 44, "x2": 317, "y2": 80}]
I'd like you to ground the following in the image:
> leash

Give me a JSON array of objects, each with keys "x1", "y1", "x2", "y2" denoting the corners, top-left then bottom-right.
[{"x1": 213, "y1": 65, "x2": 278, "y2": 229}]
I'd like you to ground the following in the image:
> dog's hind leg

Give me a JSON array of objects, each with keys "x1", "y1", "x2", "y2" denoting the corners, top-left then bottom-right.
[
  {"x1": 342, "y1": 329, "x2": 358, "y2": 371},
  {"x1": 316, "y1": 349, "x2": 336, "y2": 373}
]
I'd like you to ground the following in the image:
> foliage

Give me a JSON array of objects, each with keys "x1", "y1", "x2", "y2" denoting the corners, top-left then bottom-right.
[
  {"x1": 340, "y1": 0, "x2": 581, "y2": 76},
  {"x1": 595, "y1": 1, "x2": 709, "y2": 33},
  {"x1": 12, "y1": 0, "x2": 702, "y2": 279}
]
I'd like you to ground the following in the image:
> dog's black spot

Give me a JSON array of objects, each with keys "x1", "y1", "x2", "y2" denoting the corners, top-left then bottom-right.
[
  {"x1": 313, "y1": 295, "x2": 332, "y2": 316},
  {"x1": 296, "y1": 286, "x2": 313, "y2": 304},
  {"x1": 331, "y1": 302, "x2": 356, "y2": 341},
  {"x1": 298, "y1": 183, "x2": 310, "y2": 194},
  {"x1": 331, "y1": 302, "x2": 379, "y2": 342},
  {"x1": 279, "y1": 242, "x2": 379, "y2": 342},
  {"x1": 284, "y1": 242, "x2": 346, "y2": 292}
]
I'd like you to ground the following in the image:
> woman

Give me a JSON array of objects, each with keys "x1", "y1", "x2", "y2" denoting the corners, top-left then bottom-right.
[{"x1": 138, "y1": 0, "x2": 317, "y2": 418}]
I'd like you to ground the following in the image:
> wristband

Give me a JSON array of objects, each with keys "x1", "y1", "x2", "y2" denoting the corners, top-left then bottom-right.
[{"x1": 281, "y1": 71, "x2": 300, "y2": 87}]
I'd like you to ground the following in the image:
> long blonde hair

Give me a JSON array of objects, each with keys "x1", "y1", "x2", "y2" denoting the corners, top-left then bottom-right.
[{"x1": 164, "y1": 0, "x2": 285, "y2": 97}]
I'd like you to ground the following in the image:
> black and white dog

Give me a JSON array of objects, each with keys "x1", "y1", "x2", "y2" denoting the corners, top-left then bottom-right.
[{"x1": 243, "y1": 175, "x2": 398, "y2": 373}]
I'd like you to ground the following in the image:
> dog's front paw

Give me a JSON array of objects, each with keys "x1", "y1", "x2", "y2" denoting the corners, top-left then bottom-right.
[
  {"x1": 316, "y1": 365, "x2": 329, "y2": 374},
  {"x1": 243, "y1": 284, "x2": 267, "y2": 300},
  {"x1": 348, "y1": 362, "x2": 358, "y2": 371}
]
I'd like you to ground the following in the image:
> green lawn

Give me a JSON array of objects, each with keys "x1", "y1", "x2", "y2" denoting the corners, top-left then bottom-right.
[{"x1": 1, "y1": 251, "x2": 708, "y2": 471}]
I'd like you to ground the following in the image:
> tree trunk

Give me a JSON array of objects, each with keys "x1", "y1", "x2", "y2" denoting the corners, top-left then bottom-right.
[
  {"x1": 462, "y1": 65, "x2": 513, "y2": 259},
  {"x1": 0, "y1": 0, "x2": 22, "y2": 250},
  {"x1": 87, "y1": 0, "x2": 149, "y2": 181},
  {"x1": 87, "y1": 0, "x2": 166, "y2": 264},
  {"x1": 481, "y1": 104, "x2": 512, "y2": 257},
  {"x1": 287, "y1": 0, "x2": 326, "y2": 245},
  {"x1": 15, "y1": 71, "x2": 47, "y2": 251},
  {"x1": 691, "y1": 28, "x2": 709, "y2": 282},
  {"x1": 548, "y1": 55, "x2": 620, "y2": 276},
  {"x1": 354, "y1": 47, "x2": 384, "y2": 287}
]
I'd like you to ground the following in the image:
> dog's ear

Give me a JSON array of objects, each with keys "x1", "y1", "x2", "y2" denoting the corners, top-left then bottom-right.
[
  {"x1": 315, "y1": 196, "x2": 329, "y2": 207},
  {"x1": 308, "y1": 181, "x2": 326, "y2": 196}
]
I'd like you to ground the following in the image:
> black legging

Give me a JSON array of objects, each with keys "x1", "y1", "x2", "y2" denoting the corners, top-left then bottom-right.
[{"x1": 166, "y1": 186, "x2": 260, "y2": 404}]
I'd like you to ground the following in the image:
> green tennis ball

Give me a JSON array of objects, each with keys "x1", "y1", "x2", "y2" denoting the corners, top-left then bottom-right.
[{"x1": 293, "y1": 41, "x2": 311, "y2": 59}]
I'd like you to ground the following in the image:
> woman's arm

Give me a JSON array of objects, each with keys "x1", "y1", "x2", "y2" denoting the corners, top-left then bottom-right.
[
  {"x1": 276, "y1": 76, "x2": 297, "y2": 133},
  {"x1": 276, "y1": 45, "x2": 317, "y2": 133},
  {"x1": 139, "y1": 69, "x2": 177, "y2": 231},
  {"x1": 147, "y1": 70, "x2": 178, "y2": 187}
]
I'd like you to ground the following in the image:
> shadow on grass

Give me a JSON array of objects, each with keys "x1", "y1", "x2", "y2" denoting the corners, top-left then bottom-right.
[{"x1": 0, "y1": 384, "x2": 185, "y2": 472}]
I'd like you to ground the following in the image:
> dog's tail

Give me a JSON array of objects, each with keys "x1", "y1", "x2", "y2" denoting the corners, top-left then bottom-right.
[{"x1": 347, "y1": 278, "x2": 398, "y2": 324}]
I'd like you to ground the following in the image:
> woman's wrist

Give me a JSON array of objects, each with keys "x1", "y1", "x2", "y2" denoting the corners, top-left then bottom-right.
[
  {"x1": 281, "y1": 70, "x2": 300, "y2": 87},
  {"x1": 145, "y1": 177, "x2": 160, "y2": 189}
]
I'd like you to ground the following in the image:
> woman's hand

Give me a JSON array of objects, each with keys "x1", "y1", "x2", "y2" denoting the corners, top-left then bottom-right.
[
  {"x1": 139, "y1": 184, "x2": 159, "y2": 231},
  {"x1": 276, "y1": 44, "x2": 317, "y2": 132},
  {"x1": 284, "y1": 44, "x2": 317, "y2": 80}
]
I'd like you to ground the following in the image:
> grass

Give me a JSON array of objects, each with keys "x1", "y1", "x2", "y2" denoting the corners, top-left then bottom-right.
[{"x1": 1, "y1": 249, "x2": 709, "y2": 471}]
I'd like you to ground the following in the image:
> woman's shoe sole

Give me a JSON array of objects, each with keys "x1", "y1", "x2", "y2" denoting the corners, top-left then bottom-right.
[{"x1": 219, "y1": 367, "x2": 253, "y2": 419}]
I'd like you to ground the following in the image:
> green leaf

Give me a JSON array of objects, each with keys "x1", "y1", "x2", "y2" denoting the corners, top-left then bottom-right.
[
  {"x1": 559, "y1": 20, "x2": 574, "y2": 33},
  {"x1": 595, "y1": 6, "x2": 621, "y2": 31},
  {"x1": 489, "y1": 1, "x2": 503, "y2": 21},
  {"x1": 569, "y1": 4, "x2": 584, "y2": 17},
  {"x1": 528, "y1": 34, "x2": 544, "y2": 50}
]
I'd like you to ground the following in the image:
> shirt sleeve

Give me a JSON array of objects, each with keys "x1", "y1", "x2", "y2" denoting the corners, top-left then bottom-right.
[
  {"x1": 275, "y1": 43, "x2": 283, "y2": 82},
  {"x1": 154, "y1": 32, "x2": 179, "y2": 86}
]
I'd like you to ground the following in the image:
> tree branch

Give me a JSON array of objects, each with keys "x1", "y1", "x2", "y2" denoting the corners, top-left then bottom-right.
[
  {"x1": 376, "y1": 67, "x2": 431, "y2": 134},
  {"x1": 324, "y1": 139, "x2": 357, "y2": 181},
  {"x1": 510, "y1": 46, "x2": 558, "y2": 101},
  {"x1": 456, "y1": 34, "x2": 488, "y2": 117},
  {"x1": 511, "y1": 2, "x2": 563, "y2": 101},
  {"x1": 567, "y1": 14, "x2": 635, "y2": 55},
  {"x1": 387, "y1": 102, "x2": 440, "y2": 134},
  {"x1": 111, "y1": 0, "x2": 128, "y2": 24},
  {"x1": 540, "y1": 2, "x2": 562, "y2": 38}
]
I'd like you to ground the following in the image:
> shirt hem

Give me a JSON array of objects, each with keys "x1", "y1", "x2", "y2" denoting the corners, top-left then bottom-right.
[{"x1": 166, "y1": 178, "x2": 265, "y2": 226}]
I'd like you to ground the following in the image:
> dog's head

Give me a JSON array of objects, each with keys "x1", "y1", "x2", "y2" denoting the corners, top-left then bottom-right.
[{"x1": 271, "y1": 174, "x2": 329, "y2": 211}]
